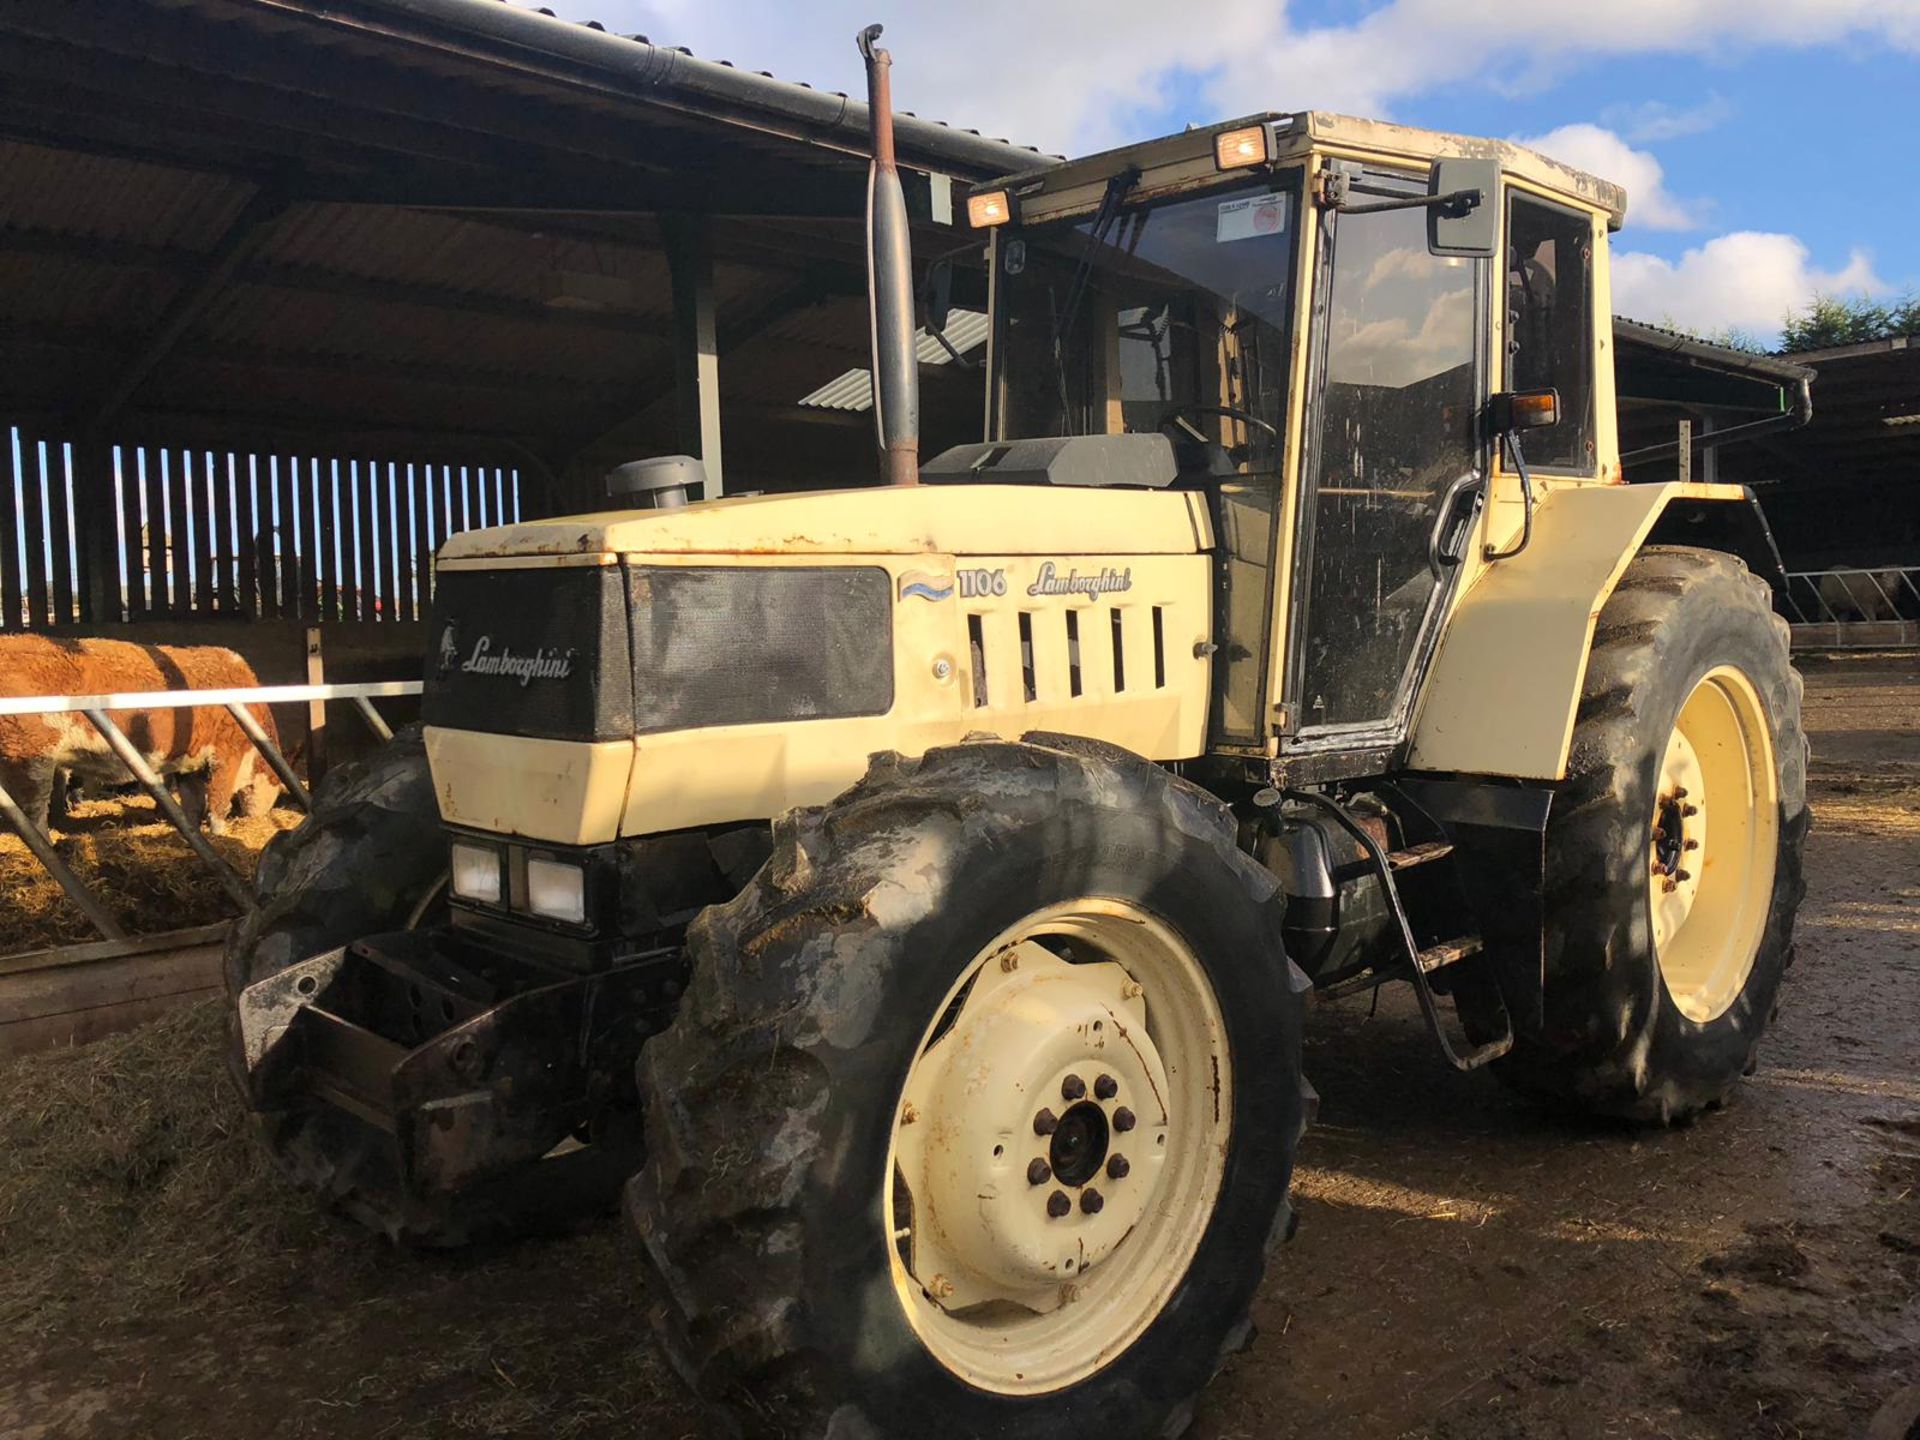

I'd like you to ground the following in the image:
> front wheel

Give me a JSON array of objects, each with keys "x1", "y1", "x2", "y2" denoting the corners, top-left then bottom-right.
[
  {"x1": 1500, "y1": 546, "x2": 1809, "y2": 1122},
  {"x1": 627, "y1": 738, "x2": 1311, "y2": 1440}
]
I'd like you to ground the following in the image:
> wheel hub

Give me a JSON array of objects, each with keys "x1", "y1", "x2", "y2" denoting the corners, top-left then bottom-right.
[
  {"x1": 894, "y1": 939, "x2": 1171, "y2": 1311},
  {"x1": 1647, "y1": 665, "x2": 1779, "y2": 1024}
]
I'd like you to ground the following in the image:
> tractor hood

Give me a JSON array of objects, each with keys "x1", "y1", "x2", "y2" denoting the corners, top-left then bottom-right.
[
  {"x1": 436, "y1": 483, "x2": 1212, "y2": 562},
  {"x1": 420, "y1": 480, "x2": 1218, "y2": 849}
]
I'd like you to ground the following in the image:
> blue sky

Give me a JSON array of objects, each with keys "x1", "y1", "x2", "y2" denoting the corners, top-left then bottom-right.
[{"x1": 529, "y1": 0, "x2": 1919, "y2": 344}]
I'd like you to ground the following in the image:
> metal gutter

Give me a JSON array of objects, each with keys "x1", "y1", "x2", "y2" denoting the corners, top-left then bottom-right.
[
  {"x1": 1613, "y1": 317, "x2": 1817, "y2": 386},
  {"x1": 249, "y1": 0, "x2": 1052, "y2": 180}
]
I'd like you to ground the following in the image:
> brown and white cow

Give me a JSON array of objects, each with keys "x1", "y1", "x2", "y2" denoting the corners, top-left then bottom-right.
[{"x1": 0, "y1": 636, "x2": 282, "y2": 836}]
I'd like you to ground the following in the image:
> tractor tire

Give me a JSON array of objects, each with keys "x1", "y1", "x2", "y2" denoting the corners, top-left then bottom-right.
[
  {"x1": 1497, "y1": 546, "x2": 1808, "y2": 1123},
  {"x1": 223, "y1": 726, "x2": 501, "y2": 1246},
  {"x1": 627, "y1": 736, "x2": 1312, "y2": 1440}
]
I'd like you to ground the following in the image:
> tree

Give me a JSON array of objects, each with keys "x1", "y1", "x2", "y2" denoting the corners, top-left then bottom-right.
[{"x1": 1780, "y1": 292, "x2": 1920, "y2": 353}]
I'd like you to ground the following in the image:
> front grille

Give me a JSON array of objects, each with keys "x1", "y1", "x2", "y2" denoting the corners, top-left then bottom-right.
[{"x1": 423, "y1": 566, "x2": 632, "y2": 741}]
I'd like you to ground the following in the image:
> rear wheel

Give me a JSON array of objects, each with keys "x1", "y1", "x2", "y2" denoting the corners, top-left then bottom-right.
[
  {"x1": 1500, "y1": 546, "x2": 1808, "y2": 1122},
  {"x1": 628, "y1": 737, "x2": 1311, "y2": 1440}
]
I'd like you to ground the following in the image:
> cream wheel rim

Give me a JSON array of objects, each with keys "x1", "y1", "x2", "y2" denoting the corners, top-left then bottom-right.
[
  {"x1": 1648, "y1": 665, "x2": 1779, "y2": 1024},
  {"x1": 885, "y1": 899, "x2": 1231, "y2": 1395}
]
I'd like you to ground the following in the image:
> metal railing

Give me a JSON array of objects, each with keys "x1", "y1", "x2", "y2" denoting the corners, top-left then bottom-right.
[
  {"x1": 1781, "y1": 567, "x2": 1920, "y2": 651},
  {"x1": 0, "y1": 680, "x2": 420, "y2": 950}
]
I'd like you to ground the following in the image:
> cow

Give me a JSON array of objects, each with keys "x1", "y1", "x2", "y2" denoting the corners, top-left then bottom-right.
[
  {"x1": 1815, "y1": 567, "x2": 1908, "y2": 623},
  {"x1": 0, "y1": 636, "x2": 283, "y2": 836}
]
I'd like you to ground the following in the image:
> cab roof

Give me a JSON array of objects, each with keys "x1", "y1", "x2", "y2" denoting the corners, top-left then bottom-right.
[{"x1": 988, "y1": 111, "x2": 1630, "y2": 231}]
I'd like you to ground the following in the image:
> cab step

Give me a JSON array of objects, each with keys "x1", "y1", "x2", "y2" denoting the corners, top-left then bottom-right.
[
  {"x1": 1390, "y1": 840, "x2": 1455, "y2": 871},
  {"x1": 1417, "y1": 934, "x2": 1483, "y2": 973}
]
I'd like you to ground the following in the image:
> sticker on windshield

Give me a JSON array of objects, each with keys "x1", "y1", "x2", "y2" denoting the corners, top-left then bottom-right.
[{"x1": 1217, "y1": 193, "x2": 1290, "y2": 243}]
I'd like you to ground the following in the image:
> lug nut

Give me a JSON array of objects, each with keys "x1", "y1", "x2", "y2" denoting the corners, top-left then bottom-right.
[
  {"x1": 1094, "y1": 1074, "x2": 1118, "y2": 1100},
  {"x1": 1033, "y1": 1108, "x2": 1059, "y2": 1136},
  {"x1": 1652, "y1": 826, "x2": 1667, "y2": 842},
  {"x1": 1651, "y1": 860, "x2": 1669, "y2": 876},
  {"x1": 1106, "y1": 1154, "x2": 1130, "y2": 1180},
  {"x1": 1684, "y1": 838, "x2": 1700, "y2": 851},
  {"x1": 1061, "y1": 1074, "x2": 1087, "y2": 1101},
  {"x1": 1674, "y1": 869, "x2": 1691, "y2": 883},
  {"x1": 1081, "y1": 1188, "x2": 1105, "y2": 1215},
  {"x1": 1113, "y1": 1106, "x2": 1136, "y2": 1133},
  {"x1": 1027, "y1": 1158, "x2": 1052, "y2": 1186},
  {"x1": 1047, "y1": 1190, "x2": 1071, "y2": 1218},
  {"x1": 1682, "y1": 804, "x2": 1699, "y2": 818},
  {"x1": 1673, "y1": 786, "x2": 1688, "y2": 799},
  {"x1": 1663, "y1": 879, "x2": 1678, "y2": 894}
]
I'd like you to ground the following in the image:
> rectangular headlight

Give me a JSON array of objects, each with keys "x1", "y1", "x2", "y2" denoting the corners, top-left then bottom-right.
[
  {"x1": 450, "y1": 841, "x2": 502, "y2": 904},
  {"x1": 526, "y1": 856, "x2": 586, "y2": 925}
]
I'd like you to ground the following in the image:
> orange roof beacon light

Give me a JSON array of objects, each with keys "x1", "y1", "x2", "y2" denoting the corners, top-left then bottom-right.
[
  {"x1": 1213, "y1": 124, "x2": 1269, "y2": 170},
  {"x1": 967, "y1": 188, "x2": 1015, "y2": 229}
]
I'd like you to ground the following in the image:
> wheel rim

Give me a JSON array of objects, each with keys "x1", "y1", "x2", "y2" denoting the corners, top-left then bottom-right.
[
  {"x1": 1648, "y1": 665, "x2": 1779, "y2": 1024},
  {"x1": 885, "y1": 899, "x2": 1231, "y2": 1395}
]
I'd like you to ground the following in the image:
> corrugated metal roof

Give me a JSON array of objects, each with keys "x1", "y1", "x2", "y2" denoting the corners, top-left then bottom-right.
[{"x1": 798, "y1": 308, "x2": 989, "y2": 411}]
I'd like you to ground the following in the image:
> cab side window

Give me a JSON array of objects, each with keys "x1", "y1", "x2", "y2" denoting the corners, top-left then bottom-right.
[{"x1": 1506, "y1": 195, "x2": 1595, "y2": 471}]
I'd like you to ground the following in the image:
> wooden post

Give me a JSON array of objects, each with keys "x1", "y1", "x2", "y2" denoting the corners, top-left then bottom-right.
[
  {"x1": 663, "y1": 213, "x2": 724, "y2": 496},
  {"x1": 1676, "y1": 419, "x2": 1692, "y2": 485},
  {"x1": 305, "y1": 624, "x2": 328, "y2": 789},
  {"x1": 72, "y1": 434, "x2": 120, "y2": 624}
]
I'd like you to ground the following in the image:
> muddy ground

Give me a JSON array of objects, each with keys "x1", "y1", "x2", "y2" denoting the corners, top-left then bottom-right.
[{"x1": 1, "y1": 653, "x2": 1915, "y2": 1440}]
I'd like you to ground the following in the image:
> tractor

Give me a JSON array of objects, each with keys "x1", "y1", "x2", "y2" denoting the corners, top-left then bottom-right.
[{"x1": 228, "y1": 29, "x2": 1807, "y2": 1440}]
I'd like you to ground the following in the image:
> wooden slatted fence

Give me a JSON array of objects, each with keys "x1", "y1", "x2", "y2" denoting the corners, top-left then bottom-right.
[{"x1": 2, "y1": 426, "x2": 521, "y2": 629}]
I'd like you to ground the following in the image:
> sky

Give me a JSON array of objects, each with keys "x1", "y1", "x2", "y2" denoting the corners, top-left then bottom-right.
[{"x1": 514, "y1": 0, "x2": 1919, "y2": 346}]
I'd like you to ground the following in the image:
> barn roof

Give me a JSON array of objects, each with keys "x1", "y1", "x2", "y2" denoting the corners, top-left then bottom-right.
[{"x1": 0, "y1": 0, "x2": 1039, "y2": 481}]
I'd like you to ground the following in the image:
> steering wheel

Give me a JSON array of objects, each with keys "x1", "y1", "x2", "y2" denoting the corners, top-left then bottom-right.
[{"x1": 1159, "y1": 403, "x2": 1279, "y2": 440}]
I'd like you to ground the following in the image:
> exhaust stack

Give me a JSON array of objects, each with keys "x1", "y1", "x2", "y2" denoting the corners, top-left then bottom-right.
[{"x1": 858, "y1": 24, "x2": 919, "y2": 486}]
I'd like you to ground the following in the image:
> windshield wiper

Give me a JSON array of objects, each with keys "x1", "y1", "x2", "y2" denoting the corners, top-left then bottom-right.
[{"x1": 1052, "y1": 166, "x2": 1141, "y2": 433}]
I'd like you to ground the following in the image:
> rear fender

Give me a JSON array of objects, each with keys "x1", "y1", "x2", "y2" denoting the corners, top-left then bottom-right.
[{"x1": 1408, "y1": 483, "x2": 1775, "y2": 781}]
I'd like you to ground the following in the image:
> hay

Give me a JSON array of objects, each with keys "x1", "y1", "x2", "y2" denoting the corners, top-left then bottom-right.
[
  {"x1": 0, "y1": 794, "x2": 300, "y2": 953},
  {"x1": 0, "y1": 1000, "x2": 347, "y2": 1337},
  {"x1": 0, "y1": 1002, "x2": 694, "y2": 1438}
]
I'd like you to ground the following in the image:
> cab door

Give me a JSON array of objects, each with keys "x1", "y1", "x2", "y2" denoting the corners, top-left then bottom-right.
[{"x1": 1283, "y1": 166, "x2": 1487, "y2": 753}]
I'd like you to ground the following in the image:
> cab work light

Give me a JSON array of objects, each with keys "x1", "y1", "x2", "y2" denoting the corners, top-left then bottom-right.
[
  {"x1": 967, "y1": 189, "x2": 1015, "y2": 228},
  {"x1": 1214, "y1": 125, "x2": 1270, "y2": 170}
]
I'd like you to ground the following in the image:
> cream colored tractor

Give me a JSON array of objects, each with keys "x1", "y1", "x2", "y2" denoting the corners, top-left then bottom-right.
[{"x1": 229, "y1": 47, "x2": 1806, "y2": 1440}]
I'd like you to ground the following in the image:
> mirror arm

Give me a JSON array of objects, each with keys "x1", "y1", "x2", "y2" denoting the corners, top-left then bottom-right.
[
  {"x1": 1484, "y1": 432, "x2": 1536, "y2": 562},
  {"x1": 1322, "y1": 172, "x2": 1484, "y2": 217}
]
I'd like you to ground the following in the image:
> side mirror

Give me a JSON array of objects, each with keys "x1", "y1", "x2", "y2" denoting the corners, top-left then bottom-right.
[
  {"x1": 925, "y1": 258, "x2": 954, "y2": 334},
  {"x1": 1428, "y1": 158, "x2": 1499, "y2": 258},
  {"x1": 1488, "y1": 388, "x2": 1560, "y2": 434}
]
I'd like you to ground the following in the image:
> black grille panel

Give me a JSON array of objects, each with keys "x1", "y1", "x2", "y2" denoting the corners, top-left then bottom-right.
[
  {"x1": 628, "y1": 566, "x2": 893, "y2": 732},
  {"x1": 423, "y1": 566, "x2": 632, "y2": 741}
]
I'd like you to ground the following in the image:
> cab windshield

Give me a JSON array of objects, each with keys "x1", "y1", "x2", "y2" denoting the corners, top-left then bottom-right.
[{"x1": 991, "y1": 174, "x2": 1302, "y2": 468}]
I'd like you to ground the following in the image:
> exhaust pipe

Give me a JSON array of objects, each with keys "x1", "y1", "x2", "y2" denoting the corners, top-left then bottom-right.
[{"x1": 858, "y1": 24, "x2": 919, "y2": 486}]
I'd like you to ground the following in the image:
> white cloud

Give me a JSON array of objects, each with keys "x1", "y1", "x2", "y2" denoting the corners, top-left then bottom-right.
[
  {"x1": 520, "y1": 0, "x2": 1920, "y2": 154},
  {"x1": 1213, "y1": 1, "x2": 1920, "y2": 123},
  {"x1": 1599, "y1": 94, "x2": 1734, "y2": 143},
  {"x1": 1515, "y1": 123, "x2": 1699, "y2": 231},
  {"x1": 1612, "y1": 232, "x2": 1885, "y2": 338}
]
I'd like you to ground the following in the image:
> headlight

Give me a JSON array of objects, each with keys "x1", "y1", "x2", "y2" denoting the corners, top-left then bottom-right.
[
  {"x1": 450, "y1": 841, "x2": 502, "y2": 904},
  {"x1": 526, "y1": 856, "x2": 586, "y2": 925}
]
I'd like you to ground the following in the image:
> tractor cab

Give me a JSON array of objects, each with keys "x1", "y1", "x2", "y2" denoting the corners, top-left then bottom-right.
[{"x1": 952, "y1": 113, "x2": 1624, "y2": 772}]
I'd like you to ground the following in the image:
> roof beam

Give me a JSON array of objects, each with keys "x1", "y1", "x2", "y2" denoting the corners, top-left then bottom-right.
[
  {"x1": 9, "y1": 320, "x2": 644, "y2": 407},
  {"x1": 0, "y1": 224, "x2": 676, "y2": 339},
  {"x1": 88, "y1": 184, "x2": 291, "y2": 429}
]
